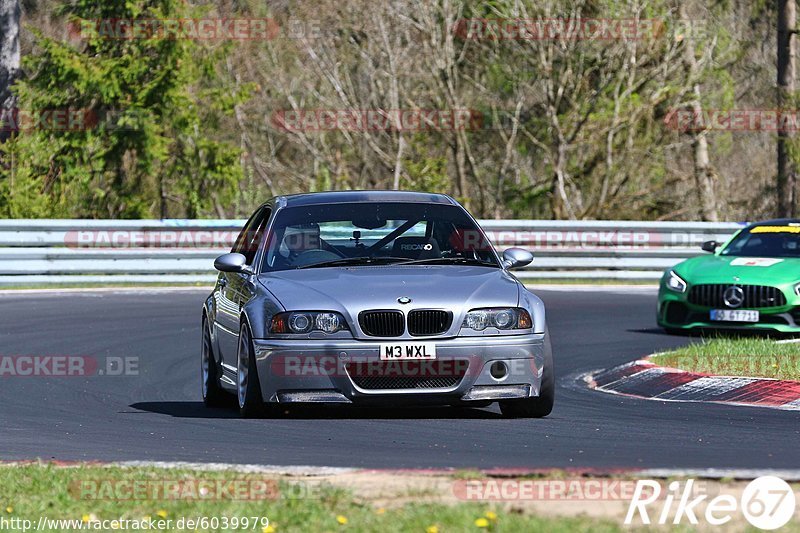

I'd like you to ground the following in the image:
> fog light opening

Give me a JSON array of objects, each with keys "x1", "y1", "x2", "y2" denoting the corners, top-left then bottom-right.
[{"x1": 490, "y1": 361, "x2": 508, "y2": 381}]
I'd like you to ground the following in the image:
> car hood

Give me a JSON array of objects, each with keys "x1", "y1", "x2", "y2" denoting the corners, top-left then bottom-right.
[
  {"x1": 259, "y1": 265, "x2": 520, "y2": 315},
  {"x1": 674, "y1": 254, "x2": 800, "y2": 285}
]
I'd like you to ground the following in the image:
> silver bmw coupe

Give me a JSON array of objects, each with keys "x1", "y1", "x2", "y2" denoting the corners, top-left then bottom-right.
[{"x1": 202, "y1": 191, "x2": 553, "y2": 417}]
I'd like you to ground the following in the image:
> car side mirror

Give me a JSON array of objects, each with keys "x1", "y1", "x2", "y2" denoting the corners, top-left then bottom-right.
[
  {"x1": 502, "y1": 247, "x2": 534, "y2": 269},
  {"x1": 701, "y1": 241, "x2": 719, "y2": 253},
  {"x1": 214, "y1": 253, "x2": 251, "y2": 273}
]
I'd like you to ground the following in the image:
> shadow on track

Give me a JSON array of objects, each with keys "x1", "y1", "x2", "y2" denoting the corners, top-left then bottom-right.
[
  {"x1": 127, "y1": 402, "x2": 240, "y2": 419},
  {"x1": 130, "y1": 401, "x2": 504, "y2": 420},
  {"x1": 627, "y1": 327, "x2": 680, "y2": 336}
]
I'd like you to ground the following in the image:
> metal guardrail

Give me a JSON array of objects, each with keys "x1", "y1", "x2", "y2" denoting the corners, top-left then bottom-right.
[{"x1": 0, "y1": 219, "x2": 746, "y2": 285}]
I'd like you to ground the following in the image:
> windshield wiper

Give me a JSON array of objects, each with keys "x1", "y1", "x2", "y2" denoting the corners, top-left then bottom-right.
[
  {"x1": 295, "y1": 256, "x2": 409, "y2": 269},
  {"x1": 397, "y1": 257, "x2": 498, "y2": 267}
]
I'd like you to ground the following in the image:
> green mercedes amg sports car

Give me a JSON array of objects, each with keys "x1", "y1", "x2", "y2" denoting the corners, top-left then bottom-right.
[{"x1": 658, "y1": 219, "x2": 800, "y2": 333}]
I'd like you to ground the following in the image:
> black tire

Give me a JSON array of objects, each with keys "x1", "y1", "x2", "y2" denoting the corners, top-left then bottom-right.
[
  {"x1": 201, "y1": 317, "x2": 228, "y2": 407},
  {"x1": 500, "y1": 331, "x2": 554, "y2": 418},
  {"x1": 664, "y1": 327, "x2": 685, "y2": 336},
  {"x1": 237, "y1": 323, "x2": 265, "y2": 418}
]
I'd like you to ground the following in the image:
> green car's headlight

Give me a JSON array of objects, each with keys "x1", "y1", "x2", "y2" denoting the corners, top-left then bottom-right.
[
  {"x1": 666, "y1": 270, "x2": 688, "y2": 293},
  {"x1": 795, "y1": 283, "x2": 800, "y2": 297}
]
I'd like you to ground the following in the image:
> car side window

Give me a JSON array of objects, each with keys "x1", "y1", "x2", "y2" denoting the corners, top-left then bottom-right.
[{"x1": 232, "y1": 207, "x2": 272, "y2": 265}]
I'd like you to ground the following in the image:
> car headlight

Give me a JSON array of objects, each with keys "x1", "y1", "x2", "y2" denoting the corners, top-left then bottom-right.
[
  {"x1": 271, "y1": 311, "x2": 349, "y2": 334},
  {"x1": 461, "y1": 308, "x2": 533, "y2": 331},
  {"x1": 795, "y1": 283, "x2": 800, "y2": 297},
  {"x1": 666, "y1": 270, "x2": 687, "y2": 293}
]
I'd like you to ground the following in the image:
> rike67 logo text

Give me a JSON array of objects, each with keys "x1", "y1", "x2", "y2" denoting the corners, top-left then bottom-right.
[{"x1": 626, "y1": 476, "x2": 796, "y2": 530}]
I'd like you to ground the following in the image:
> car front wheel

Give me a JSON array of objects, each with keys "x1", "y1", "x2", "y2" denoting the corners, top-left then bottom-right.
[
  {"x1": 201, "y1": 317, "x2": 227, "y2": 407},
  {"x1": 237, "y1": 323, "x2": 265, "y2": 418}
]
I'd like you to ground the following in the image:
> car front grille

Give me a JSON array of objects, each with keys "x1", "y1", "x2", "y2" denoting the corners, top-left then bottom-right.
[
  {"x1": 359, "y1": 309, "x2": 453, "y2": 337},
  {"x1": 407, "y1": 310, "x2": 452, "y2": 336},
  {"x1": 359, "y1": 310, "x2": 405, "y2": 337},
  {"x1": 688, "y1": 284, "x2": 787, "y2": 309},
  {"x1": 346, "y1": 360, "x2": 467, "y2": 390}
]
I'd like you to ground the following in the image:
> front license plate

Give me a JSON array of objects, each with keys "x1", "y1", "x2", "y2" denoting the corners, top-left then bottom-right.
[
  {"x1": 710, "y1": 309, "x2": 760, "y2": 323},
  {"x1": 379, "y1": 342, "x2": 437, "y2": 360}
]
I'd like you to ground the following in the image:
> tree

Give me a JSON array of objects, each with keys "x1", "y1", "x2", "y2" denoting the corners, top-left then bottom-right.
[
  {"x1": 0, "y1": 0, "x2": 245, "y2": 218},
  {"x1": 0, "y1": 0, "x2": 20, "y2": 144},
  {"x1": 2, "y1": 0, "x2": 790, "y2": 221},
  {"x1": 777, "y1": 0, "x2": 796, "y2": 217}
]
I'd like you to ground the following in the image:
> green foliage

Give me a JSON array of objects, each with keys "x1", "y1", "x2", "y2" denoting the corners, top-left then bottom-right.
[
  {"x1": 0, "y1": 0, "x2": 246, "y2": 218},
  {"x1": 401, "y1": 137, "x2": 450, "y2": 194},
  {"x1": 0, "y1": 0, "x2": 781, "y2": 220}
]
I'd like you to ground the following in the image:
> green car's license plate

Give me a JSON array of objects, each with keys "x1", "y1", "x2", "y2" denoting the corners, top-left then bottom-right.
[{"x1": 710, "y1": 309, "x2": 760, "y2": 322}]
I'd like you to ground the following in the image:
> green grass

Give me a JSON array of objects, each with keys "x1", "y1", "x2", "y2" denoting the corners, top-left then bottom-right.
[
  {"x1": 0, "y1": 464, "x2": 621, "y2": 533},
  {"x1": 650, "y1": 337, "x2": 800, "y2": 380}
]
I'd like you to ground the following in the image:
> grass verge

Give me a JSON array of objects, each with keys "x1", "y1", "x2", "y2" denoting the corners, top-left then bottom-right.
[
  {"x1": 649, "y1": 337, "x2": 800, "y2": 380},
  {"x1": 0, "y1": 463, "x2": 620, "y2": 533}
]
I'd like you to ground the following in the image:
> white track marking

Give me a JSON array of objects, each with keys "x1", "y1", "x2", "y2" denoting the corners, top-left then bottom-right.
[
  {"x1": 640, "y1": 469, "x2": 800, "y2": 481},
  {"x1": 653, "y1": 376, "x2": 757, "y2": 399},
  {"x1": 116, "y1": 461, "x2": 356, "y2": 476}
]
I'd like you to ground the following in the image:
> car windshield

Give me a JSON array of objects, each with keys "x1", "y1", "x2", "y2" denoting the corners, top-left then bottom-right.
[
  {"x1": 262, "y1": 202, "x2": 499, "y2": 271},
  {"x1": 720, "y1": 225, "x2": 800, "y2": 258}
]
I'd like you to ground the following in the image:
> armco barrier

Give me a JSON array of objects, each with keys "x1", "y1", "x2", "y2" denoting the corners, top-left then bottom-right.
[{"x1": 0, "y1": 219, "x2": 746, "y2": 285}]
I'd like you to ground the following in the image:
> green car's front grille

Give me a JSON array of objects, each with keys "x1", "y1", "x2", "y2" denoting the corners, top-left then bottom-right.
[{"x1": 688, "y1": 284, "x2": 787, "y2": 309}]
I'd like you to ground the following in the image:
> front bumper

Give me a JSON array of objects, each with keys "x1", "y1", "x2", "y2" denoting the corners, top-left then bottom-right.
[
  {"x1": 657, "y1": 286, "x2": 800, "y2": 333},
  {"x1": 252, "y1": 333, "x2": 546, "y2": 405}
]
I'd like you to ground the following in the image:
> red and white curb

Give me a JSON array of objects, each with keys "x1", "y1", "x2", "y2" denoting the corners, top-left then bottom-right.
[{"x1": 585, "y1": 360, "x2": 800, "y2": 411}]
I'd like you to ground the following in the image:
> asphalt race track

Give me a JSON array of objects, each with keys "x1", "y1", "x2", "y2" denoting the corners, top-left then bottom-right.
[{"x1": 1, "y1": 288, "x2": 798, "y2": 470}]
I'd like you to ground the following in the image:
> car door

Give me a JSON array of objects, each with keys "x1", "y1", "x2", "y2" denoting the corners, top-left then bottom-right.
[{"x1": 215, "y1": 206, "x2": 271, "y2": 374}]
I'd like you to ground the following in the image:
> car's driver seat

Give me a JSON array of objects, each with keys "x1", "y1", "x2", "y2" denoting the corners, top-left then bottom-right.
[{"x1": 276, "y1": 223, "x2": 330, "y2": 267}]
